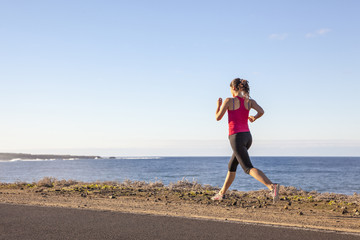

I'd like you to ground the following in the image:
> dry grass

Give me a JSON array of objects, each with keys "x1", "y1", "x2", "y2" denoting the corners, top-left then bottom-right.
[
  {"x1": 119, "y1": 179, "x2": 164, "y2": 189},
  {"x1": 36, "y1": 177, "x2": 56, "y2": 187},
  {"x1": 168, "y1": 178, "x2": 217, "y2": 191},
  {"x1": 1, "y1": 177, "x2": 359, "y2": 205},
  {"x1": 53, "y1": 179, "x2": 79, "y2": 187},
  {"x1": 35, "y1": 177, "x2": 79, "y2": 188}
]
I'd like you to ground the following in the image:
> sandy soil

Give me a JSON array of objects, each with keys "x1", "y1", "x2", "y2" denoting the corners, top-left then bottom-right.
[{"x1": 1, "y1": 179, "x2": 359, "y2": 234}]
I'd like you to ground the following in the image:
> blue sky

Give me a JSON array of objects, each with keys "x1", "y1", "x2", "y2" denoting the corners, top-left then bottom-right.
[{"x1": 1, "y1": 1, "x2": 359, "y2": 156}]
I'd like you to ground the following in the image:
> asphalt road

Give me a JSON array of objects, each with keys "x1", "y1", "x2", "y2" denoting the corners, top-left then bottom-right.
[{"x1": 0, "y1": 203, "x2": 359, "y2": 240}]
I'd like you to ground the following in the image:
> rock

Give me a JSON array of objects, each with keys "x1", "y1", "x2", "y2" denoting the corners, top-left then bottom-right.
[
  {"x1": 232, "y1": 201, "x2": 237, "y2": 206},
  {"x1": 284, "y1": 206, "x2": 289, "y2": 210},
  {"x1": 298, "y1": 211, "x2": 304, "y2": 215},
  {"x1": 354, "y1": 210, "x2": 359, "y2": 215},
  {"x1": 109, "y1": 195, "x2": 116, "y2": 199},
  {"x1": 342, "y1": 209, "x2": 348, "y2": 214}
]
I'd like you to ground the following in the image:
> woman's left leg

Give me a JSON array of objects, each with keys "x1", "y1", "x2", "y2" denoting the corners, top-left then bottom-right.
[
  {"x1": 219, "y1": 171, "x2": 236, "y2": 195},
  {"x1": 211, "y1": 154, "x2": 238, "y2": 200}
]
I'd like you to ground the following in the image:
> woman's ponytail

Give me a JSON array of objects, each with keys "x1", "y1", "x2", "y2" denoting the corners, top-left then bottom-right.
[{"x1": 230, "y1": 78, "x2": 250, "y2": 98}]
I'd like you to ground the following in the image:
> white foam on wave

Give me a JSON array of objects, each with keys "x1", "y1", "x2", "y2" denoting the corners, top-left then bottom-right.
[
  {"x1": 0, "y1": 157, "x2": 163, "y2": 162},
  {"x1": 5, "y1": 158, "x2": 57, "y2": 162},
  {"x1": 64, "y1": 158, "x2": 80, "y2": 161},
  {"x1": 110, "y1": 157, "x2": 164, "y2": 160},
  {"x1": 0, "y1": 158, "x2": 78, "y2": 162}
]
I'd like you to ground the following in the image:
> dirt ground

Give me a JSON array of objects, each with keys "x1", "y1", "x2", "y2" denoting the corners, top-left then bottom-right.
[{"x1": 1, "y1": 178, "x2": 359, "y2": 234}]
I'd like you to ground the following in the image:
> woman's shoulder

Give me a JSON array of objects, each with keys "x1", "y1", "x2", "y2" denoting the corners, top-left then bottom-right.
[
  {"x1": 248, "y1": 98, "x2": 261, "y2": 108},
  {"x1": 222, "y1": 97, "x2": 234, "y2": 104},
  {"x1": 222, "y1": 98, "x2": 233, "y2": 109}
]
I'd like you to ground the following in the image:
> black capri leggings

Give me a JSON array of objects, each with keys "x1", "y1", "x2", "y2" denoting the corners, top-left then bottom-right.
[{"x1": 228, "y1": 132, "x2": 254, "y2": 174}]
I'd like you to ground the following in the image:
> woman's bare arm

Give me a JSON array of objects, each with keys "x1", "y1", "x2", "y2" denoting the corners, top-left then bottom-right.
[
  {"x1": 215, "y1": 98, "x2": 230, "y2": 121},
  {"x1": 248, "y1": 99, "x2": 264, "y2": 122}
]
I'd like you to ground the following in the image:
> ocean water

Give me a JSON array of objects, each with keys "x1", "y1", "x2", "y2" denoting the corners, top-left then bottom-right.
[{"x1": 0, "y1": 156, "x2": 359, "y2": 195}]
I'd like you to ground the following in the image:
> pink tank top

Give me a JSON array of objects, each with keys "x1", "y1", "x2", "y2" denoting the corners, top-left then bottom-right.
[{"x1": 228, "y1": 96, "x2": 250, "y2": 135}]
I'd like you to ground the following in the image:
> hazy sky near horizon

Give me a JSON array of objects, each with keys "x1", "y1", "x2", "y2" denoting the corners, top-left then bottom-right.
[{"x1": 1, "y1": 1, "x2": 359, "y2": 156}]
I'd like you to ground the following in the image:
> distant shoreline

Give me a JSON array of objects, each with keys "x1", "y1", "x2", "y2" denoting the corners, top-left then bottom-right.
[
  {"x1": 0, "y1": 153, "x2": 101, "y2": 160},
  {"x1": 1, "y1": 154, "x2": 359, "y2": 160}
]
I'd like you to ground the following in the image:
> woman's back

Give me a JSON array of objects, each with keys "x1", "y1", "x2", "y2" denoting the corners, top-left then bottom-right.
[
  {"x1": 228, "y1": 96, "x2": 250, "y2": 135},
  {"x1": 227, "y1": 96, "x2": 251, "y2": 111}
]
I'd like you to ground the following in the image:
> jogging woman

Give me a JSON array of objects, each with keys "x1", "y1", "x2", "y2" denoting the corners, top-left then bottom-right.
[{"x1": 212, "y1": 78, "x2": 280, "y2": 203}]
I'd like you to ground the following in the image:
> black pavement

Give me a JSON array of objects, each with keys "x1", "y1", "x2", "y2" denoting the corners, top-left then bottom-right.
[{"x1": 0, "y1": 203, "x2": 359, "y2": 240}]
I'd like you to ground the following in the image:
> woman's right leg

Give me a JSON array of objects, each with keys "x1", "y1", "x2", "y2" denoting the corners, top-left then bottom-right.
[
  {"x1": 230, "y1": 132, "x2": 274, "y2": 190},
  {"x1": 249, "y1": 168, "x2": 273, "y2": 190}
]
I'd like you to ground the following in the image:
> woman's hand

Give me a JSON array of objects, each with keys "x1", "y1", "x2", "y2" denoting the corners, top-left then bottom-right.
[
  {"x1": 217, "y1": 98, "x2": 223, "y2": 108},
  {"x1": 248, "y1": 116, "x2": 256, "y2": 123}
]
